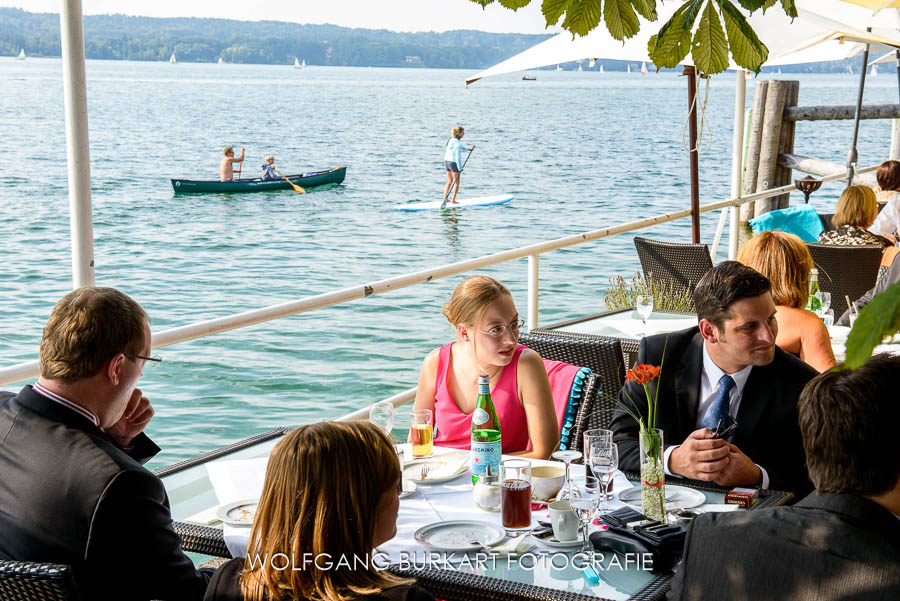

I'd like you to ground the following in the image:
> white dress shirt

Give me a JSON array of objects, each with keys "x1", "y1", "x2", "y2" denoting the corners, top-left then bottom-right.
[
  {"x1": 663, "y1": 343, "x2": 769, "y2": 488},
  {"x1": 869, "y1": 191, "x2": 900, "y2": 237}
]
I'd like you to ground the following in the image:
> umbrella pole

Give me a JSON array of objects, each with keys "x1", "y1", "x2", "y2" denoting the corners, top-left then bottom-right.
[
  {"x1": 684, "y1": 65, "x2": 700, "y2": 244},
  {"x1": 847, "y1": 29, "x2": 871, "y2": 186}
]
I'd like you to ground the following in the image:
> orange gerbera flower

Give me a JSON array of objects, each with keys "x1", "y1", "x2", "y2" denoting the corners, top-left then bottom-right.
[{"x1": 626, "y1": 364, "x2": 661, "y2": 384}]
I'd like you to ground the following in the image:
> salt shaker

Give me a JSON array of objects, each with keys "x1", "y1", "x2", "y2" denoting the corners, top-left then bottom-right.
[{"x1": 472, "y1": 465, "x2": 501, "y2": 511}]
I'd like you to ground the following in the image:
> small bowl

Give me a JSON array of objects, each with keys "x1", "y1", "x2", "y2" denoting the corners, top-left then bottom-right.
[{"x1": 531, "y1": 465, "x2": 566, "y2": 500}]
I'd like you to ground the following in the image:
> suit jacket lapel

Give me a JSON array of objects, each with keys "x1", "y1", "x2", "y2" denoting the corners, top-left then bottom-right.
[
  {"x1": 674, "y1": 332, "x2": 704, "y2": 436},
  {"x1": 734, "y1": 364, "x2": 769, "y2": 447}
]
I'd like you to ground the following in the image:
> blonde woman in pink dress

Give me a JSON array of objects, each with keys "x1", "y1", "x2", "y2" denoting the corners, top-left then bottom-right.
[{"x1": 412, "y1": 276, "x2": 558, "y2": 459}]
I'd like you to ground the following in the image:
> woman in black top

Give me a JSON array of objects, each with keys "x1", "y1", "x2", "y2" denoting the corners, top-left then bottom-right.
[
  {"x1": 204, "y1": 421, "x2": 434, "y2": 601},
  {"x1": 818, "y1": 185, "x2": 892, "y2": 248}
]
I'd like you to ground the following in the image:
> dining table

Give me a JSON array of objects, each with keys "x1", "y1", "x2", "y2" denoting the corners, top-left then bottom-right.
[{"x1": 167, "y1": 442, "x2": 793, "y2": 601}]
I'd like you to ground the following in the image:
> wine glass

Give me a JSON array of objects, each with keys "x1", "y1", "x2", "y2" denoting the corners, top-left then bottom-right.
[
  {"x1": 369, "y1": 401, "x2": 394, "y2": 438},
  {"x1": 636, "y1": 295, "x2": 654, "y2": 337},
  {"x1": 819, "y1": 291, "x2": 831, "y2": 316},
  {"x1": 551, "y1": 449, "x2": 582, "y2": 501},
  {"x1": 589, "y1": 442, "x2": 618, "y2": 513},
  {"x1": 570, "y1": 476, "x2": 601, "y2": 552}
]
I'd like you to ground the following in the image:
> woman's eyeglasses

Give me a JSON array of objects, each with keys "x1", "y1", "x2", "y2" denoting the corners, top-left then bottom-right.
[{"x1": 478, "y1": 319, "x2": 525, "y2": 338}]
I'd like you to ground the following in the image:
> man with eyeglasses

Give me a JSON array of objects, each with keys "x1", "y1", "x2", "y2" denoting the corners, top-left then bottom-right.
[{"x1": 0, "y1": 287, "x2": 211, "y2": 600}]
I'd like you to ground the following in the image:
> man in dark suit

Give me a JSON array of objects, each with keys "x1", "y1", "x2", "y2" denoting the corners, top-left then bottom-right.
[
  {"x1": 0, "y1": 287, "x2": 211, "y2": 600},
  {"x1": 668, "y1": 353, "x2": 900, "y2": 601},
  {"x1": 611, "y1": 261, "x2": 818, "y2": 494}
]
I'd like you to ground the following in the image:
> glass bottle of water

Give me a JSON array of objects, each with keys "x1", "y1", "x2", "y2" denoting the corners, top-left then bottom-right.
[
  {"x1": 805, "y1": 268, "x2": 822, "y2": 313},
  {"x1": 471, "y1": 374, "x2": 501, "y2": 485}
]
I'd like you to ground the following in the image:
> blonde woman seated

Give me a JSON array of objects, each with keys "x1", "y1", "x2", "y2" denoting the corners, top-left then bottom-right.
[
  {"x1": 817, "y1": 185, "x2": 892, "y2": 247},
  {"x1": 204, "y1": 421, "x2": 434, "y2": 601},
  {"x1": 413, "y1": 275, "x2": 558, "y2": 459},
  {"x1": 738, "y1": 232, "x2": 836, "y2": 373}
]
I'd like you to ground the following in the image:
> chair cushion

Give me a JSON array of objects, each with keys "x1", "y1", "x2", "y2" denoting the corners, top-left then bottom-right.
[
  {"x1": 749, "y1": 204, "x2": 825, "y2": 243},
  {"x1": 542, "y1": 360, "x2": 592, "y2": 451}
]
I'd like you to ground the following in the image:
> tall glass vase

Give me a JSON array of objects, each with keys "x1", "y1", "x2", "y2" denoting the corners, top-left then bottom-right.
[{"x1": 639, "y1": 428, "x2": 666, "y2": 522}]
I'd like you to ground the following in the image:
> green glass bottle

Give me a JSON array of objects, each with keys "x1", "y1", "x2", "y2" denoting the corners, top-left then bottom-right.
[
  {"x1": 471, "y1": 374, "x2": 501, "y2": 485},
  {"x1": 806, "y1": 268, "x2": 822, "y2": 313}
]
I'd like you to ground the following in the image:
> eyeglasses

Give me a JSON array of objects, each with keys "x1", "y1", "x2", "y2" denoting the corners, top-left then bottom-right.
[
  {"x1": 125, "y1": 354, "x2": 162, "y2": 368},
  {"x1": 478, "y1": 319, "x2": 525, "y2": 338}
]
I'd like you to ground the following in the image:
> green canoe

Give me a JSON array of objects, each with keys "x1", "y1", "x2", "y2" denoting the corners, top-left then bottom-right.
[{"x1": 171, "y1": 166, "x2": 346, "y2": 194}]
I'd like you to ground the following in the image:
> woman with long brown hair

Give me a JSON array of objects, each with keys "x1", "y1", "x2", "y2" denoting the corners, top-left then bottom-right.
[
  {"x1": 738, "y1": 231, "x2": 836, "y2": 373},
  {"x1": 870, "y1": 159, "x2": 900, "y2": 243},
  {"x1": 204, "y1": 421, "x2": 433, "y2": 601}
]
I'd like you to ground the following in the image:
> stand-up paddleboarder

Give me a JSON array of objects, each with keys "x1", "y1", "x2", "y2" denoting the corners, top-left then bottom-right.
[{"x1": 443, "y1": 126, "x2": 474, "y2": 206}]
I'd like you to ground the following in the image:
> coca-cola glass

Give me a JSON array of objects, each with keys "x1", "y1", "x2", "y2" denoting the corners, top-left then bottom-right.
[{"x1": 500, "y1": 459, "x2": 532, "y2": 535}]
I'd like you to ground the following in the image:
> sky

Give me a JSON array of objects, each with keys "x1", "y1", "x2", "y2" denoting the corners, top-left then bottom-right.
[{"x1": 0, "y1": 0, "x2": 562, "y2": 34}]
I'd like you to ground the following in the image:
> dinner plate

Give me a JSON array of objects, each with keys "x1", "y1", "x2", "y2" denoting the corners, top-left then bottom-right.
[
  {"x1": 215, "y1": 498, "x2": 259, "y2": 527},
  {"x1": 829, "y1": 325, "x2": 851, "y2": 342},
  {"x1": 399, "y1": 479, "x2": 418, "y2": 499},
  {"x1": 617, "y1": 485, "x2": 706, "y2": 511},
  {"x1": 414, "y1": 520, "x2": 505, "y2": 552},
  {"x1": 403, "y1": 457, "x2": 469, "y2": 484}
]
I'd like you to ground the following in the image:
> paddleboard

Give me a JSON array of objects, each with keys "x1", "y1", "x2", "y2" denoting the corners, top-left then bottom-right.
[{"x1": 395, "y1": 194, "x2": 513, "y2": 211}]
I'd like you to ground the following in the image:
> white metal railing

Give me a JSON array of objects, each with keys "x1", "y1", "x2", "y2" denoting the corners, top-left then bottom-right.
[{"x1": 0, "y1": 162, "x2": 878, "y2": 388}]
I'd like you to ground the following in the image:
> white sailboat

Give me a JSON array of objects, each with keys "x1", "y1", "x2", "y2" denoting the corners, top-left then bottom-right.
[
  {"x1": 627, "y1": 64, "x2": 631, "y2": 74},
  {"x1": 577, "y1": 64, "x2": 582, "y2": 72},
  {"x1": 777, "y1": 67, "x2": 782, "y2": 74},
  {"x1": 556, "y1": 64, "x2": 562, "y2": 71},
  {"x1": 218, "y1": 57, "x2": 224, "y2": 65},
  {"x1": 589, "y1": 58, "x2": 596, "y2": 68},
  {"x1": 871, "y1": 64, "x2": 878, "y2": 76},
  {"x1": 599, "y1": 65, "x2": 604, "y2": 73},
  {"x1": 301, "y1": 59, "x2": 307, "y2": 68},
  {"x1": 641, "y1": 62, "x2": 648, "y2": 75},
  {"x1": 169, "y1": 52, "x2": 176, "y2": 64},
  {"x1": 16, "y1": 48, "x2": 25, "y2": 60},
  {"x1": 294, "y1": 57, "x2": 301, "y2": 69}
]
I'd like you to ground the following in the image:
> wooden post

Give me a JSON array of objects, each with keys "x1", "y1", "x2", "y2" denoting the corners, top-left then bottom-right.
[
  {"x1": 775, "y1": 81, "x2": 799, "y2": 209},
  {"x1": 740, "y1": 80, "x2": 768, "y2": 224},
  {"x1": 753, "y1": 80, "x2": 789, "y2": 218},
  {"x1": 684, "y1": 65, "x2": 700, "y2": 243}
]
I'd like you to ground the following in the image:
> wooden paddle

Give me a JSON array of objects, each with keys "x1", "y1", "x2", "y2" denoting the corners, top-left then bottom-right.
[
  {"x1": 440, "y1": 145, "x2": 474, "y2": 211},
  {"x1": 273, "y1": 167, "x2": 305, "y2": 194}
]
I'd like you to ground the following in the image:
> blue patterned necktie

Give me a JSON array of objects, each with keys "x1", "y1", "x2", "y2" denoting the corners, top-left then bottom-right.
[{"x1": 700, "y1": 374, "x2": 736, "y2": 431}]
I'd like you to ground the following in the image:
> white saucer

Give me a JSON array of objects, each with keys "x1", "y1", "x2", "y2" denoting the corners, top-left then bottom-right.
[{"x1": 538, "y1": 536, "x2": 583, "y2": 549}]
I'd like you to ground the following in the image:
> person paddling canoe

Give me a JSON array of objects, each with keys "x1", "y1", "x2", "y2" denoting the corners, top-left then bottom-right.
[
  {"x1": 261, "y1": 155, "x2": 279, "y2": 181},
  {"x1": 443, "y1": 126, "x2": 473, "y2": 205},
  {"x1": 219, "y1": 146, "x2": 244, "y2": 182}
]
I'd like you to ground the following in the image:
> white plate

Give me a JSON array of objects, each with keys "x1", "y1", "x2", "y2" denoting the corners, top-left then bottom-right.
[
  {"x1": 618, "y1": 484, "x2": 706, "y2": 511},
  {"x1": 537, "y1": 536, "x2": 583, "y2": 549},
  {"x1": 215, "y1": 498, "x2": 259, "y2": 527},
  {"x1": 414, "y1": 520, "x2": 506, "y2": 551},
  {"x1": 829, "y1": 325, "x2": 851, "y2": 342},
  {"x1": 399, "y1": 479, "x2": 418, "y2": 499},
  {"x1": 403, "y1": 458, "x2": 469, "y2": 484}
]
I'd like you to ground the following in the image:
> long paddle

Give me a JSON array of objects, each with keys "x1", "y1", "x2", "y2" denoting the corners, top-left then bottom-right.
[
  {"x1": 273, "y1": 167, "x2": 305, "y2": 194},
  {"x1": 439, "y1": 145, "x2": 475, "y2": 211}
]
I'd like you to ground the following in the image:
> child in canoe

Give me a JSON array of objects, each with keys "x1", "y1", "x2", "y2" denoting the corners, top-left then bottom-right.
[{"x1": 261, "y1": 155, "x2": 279, "y2": 181}]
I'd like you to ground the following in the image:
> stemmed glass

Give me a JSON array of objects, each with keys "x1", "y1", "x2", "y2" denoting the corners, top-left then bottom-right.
[
  {"x1": 369, "y1": 401, "x2": 394, "y2": 438},
  {"x1": 636, "y1": 295, "x2": 654, "y2": 337},
  {"x1": 551, "y1": 449, "x2": 582, "y2": 501},
  {"x1": 570, "y1": 476, "x2": 601, "y2": 552},
  {"x1": 589, "y1": 442, "x2": 618, "y2": 513},
  {"x1": 819, "y1": 291, "x2": 831, "y2": 316}
]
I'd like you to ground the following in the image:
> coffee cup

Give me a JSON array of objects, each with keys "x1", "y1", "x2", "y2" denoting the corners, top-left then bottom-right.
[{"x1": 549, "y1": 500, "x2": 579, "y2": 542}]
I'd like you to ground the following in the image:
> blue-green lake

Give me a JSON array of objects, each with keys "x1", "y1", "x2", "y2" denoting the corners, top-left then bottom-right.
[{"x1": 1, "y1": 58, "x2": 895, "y2": 468}]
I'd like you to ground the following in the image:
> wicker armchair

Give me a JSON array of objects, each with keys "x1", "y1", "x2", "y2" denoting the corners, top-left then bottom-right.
[
  {"x1": 633, "y1": 236, "x2": 712, "y2": 309},
  {"x1": 519, "y1": 331, "x2": 625, "y2": 448},
  {"x1": 818, "y1": 213, "x2": 834, "y2": 232},
  {"x1": 0, "y1": 561, "x2": 81, "y2": 601},
  {"x1": 805, "y1": 244, "x2": 883, "y2": 309}
]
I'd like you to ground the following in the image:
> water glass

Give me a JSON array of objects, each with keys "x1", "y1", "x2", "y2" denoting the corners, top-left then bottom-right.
[
  {"x1": 410, "y1": 409, "x2": 433, "y2": 458},
  {"x1": 551, "y1": 449, "x2": 582, "y2": 501},
  {"x1": 589, "y1": 442, "x2": 618, "y2": 512},
  {"x1": 583, "y1": 429, "x2": 613, "y2": 495},
  {"x1": 849, "y1": 312, "x2": 858, "y2": 328},
  {"x1": 821, "y1": 309, "x2": 834, "y2": 327},
  {"x1": 570, "y1": 476, "x2": 601, "y2": 552},
  {"x1": 636, "y1": 295, "x2": 654, "y2": 336},
  {"x1": 819, "y1": 291, "x2": 831, "y2": 315},
  {"x1": 369, "y1": 401, "x2": 394, "y2": 438},
  {"x1": 500, "y1": 459, "x2": 533, "y2": 534}
]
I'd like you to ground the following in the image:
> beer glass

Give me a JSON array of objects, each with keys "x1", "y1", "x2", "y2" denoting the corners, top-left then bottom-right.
[
  {"x1": 500, "y1": 459, "x2": 532, "y2": 534},
  {"x1": 410, "y1": 409, "x2": 434, "y2": 458}
]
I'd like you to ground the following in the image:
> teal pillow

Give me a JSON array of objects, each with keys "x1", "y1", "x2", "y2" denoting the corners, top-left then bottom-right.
[{"x1": 748, "y1": 204, "x2": 824, "y2": 243}]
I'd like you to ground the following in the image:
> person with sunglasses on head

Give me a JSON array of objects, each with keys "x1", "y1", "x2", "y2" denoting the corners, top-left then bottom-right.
[
  {"x1": 442, "y1": 126, "x2": 473, "y2": 205},
  {"x1": 411, "y1": 275, "x2": 558, "y2": 459}
]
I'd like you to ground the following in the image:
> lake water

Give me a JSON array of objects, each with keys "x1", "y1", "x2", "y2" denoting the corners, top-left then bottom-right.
[{"x1": 1, "y1": 58, "x2": 895, "y2": 469}]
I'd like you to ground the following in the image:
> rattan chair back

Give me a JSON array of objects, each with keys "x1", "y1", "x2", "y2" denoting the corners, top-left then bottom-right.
[
  {"x1": 519, "y1": 331, "x2": 625, "y2": 450},
  {"x1": 633, "y1": 236, "x2": 712, "y2": 310},
  {"x1": 0, "y1": 561, "x2": 81, "y2": 601},
  {"x1": 805, "y1": 243, "x2": 882, "y2": 308},
  {"x1": 818, "y1": 213, "x2": 834, "y2": 232}
]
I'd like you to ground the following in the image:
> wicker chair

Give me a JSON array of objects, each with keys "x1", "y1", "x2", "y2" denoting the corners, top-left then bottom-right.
[
  {"x1": 805, "y1": 244, "x2": 883, "y2": 309},
  {"x1": 818, "y1": 213, "x2": 834, "y2": 232},
  {"x1": 0, "y1": 561, "x2": 81, "y2": 601},
  {"x1": 633, "y1": 236, "x2": 713, "y2": 309},
  {"x1": 519, "y1": 331, "x2": 625, "y2": 450}
]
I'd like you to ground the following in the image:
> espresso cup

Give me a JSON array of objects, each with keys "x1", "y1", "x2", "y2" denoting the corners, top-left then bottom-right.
[{"x1": 549, "y1": 500, "x2": 579, "y2": 542}]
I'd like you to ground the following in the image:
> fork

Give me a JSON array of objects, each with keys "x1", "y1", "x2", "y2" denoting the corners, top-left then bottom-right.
[{"x1": 420, "y1": 465, "x2": 431, "y2": 479}]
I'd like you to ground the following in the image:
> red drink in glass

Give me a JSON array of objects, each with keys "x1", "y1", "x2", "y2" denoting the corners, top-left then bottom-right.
[{"x1": 501, "y1": 479, "x2": 532, "y2": 529}]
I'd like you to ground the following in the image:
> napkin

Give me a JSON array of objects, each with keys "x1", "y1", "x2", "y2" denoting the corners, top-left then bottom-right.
[
  {"x1": 418, "y1": 453, "x2": 468, "y2": 480},
  {"x1": 490, "y1": 537, "x2": 535, "y2": 556}
]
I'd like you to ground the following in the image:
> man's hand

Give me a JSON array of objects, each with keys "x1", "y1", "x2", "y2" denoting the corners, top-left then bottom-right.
[
  {"x1": 105, "y1": 388, "x2": 154, "y2": 448},
  {"x1": 669, "y1": 428, "x2": 730, "y2": 481},
  {"x1": 713, "y1": 443, "x2": 762, "y2": 487}
]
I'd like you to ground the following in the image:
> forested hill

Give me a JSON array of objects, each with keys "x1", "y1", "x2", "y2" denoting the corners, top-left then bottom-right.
[{"x1": 0, "y1": 8, "x2": 552, "y2": 68}]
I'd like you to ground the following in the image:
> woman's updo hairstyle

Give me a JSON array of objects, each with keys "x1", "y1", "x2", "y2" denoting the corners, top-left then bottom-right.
[
  {"x1": 443, "y1": 276, "x2": 511, "y2": 328},
  {"x1": 451, "y1": 126, "x2": 464, "y2": 139}
]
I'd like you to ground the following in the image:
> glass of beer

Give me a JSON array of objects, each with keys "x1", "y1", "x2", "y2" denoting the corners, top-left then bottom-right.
[
  {"x1": 410, "y1": 409, "x2": 434, "y2": 458},
  {"x1": 500, "y1": 459, "x2": 532, "y2": 534}
]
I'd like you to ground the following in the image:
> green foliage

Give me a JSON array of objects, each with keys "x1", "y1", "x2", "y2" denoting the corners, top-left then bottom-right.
[
  {"x1": 692, "y1": 1, "x2": 729, "y2": 74},
  {"x1": 843, "y1": 283, "x2": 900, "y2": 370},
  {"x1": 602, "y1": 272, "x2": 694, "y2": 313},
  {"x1": 603, "y1": 0, "x2": 641, "y2": 41}
]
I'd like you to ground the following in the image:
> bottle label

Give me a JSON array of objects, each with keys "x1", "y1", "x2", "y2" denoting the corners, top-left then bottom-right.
[
  {"x1": 472, "y1": 407, "x2": 489, "y2": 425},
  {"x1": 471, "y1": 440, "x2": 501, "y2": 478}
]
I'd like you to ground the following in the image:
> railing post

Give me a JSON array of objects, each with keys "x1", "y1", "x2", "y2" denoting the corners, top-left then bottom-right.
[
  {"x1": 730, "y1": 69, "x2": 747, "y2": 260},
  {"x1": 527, "y1": 254, "x2": 539, "y2": 330}
]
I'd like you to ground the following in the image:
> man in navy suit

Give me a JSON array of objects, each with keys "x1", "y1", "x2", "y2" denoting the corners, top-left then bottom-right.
[
  {"x1": 669, "y1": 353, "x2": 900, "y2": 600},
  {"x1": 611, "y1": 261, "x2": 818, "y2": 494},
  {"x1": 0, "y1": 287, "x2": 211, "y2": 600}
]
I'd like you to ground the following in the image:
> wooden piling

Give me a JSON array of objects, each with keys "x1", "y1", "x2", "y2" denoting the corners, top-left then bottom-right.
[
  {"x1": 753, "y1": 80, "x2": 790, "y2": 217},
  {"x1": 740, "y1": 81, "x2": 768, "y2": 224},
  {"x1": 775, "y1": 81, "x2": 799, "y2": 209}
]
